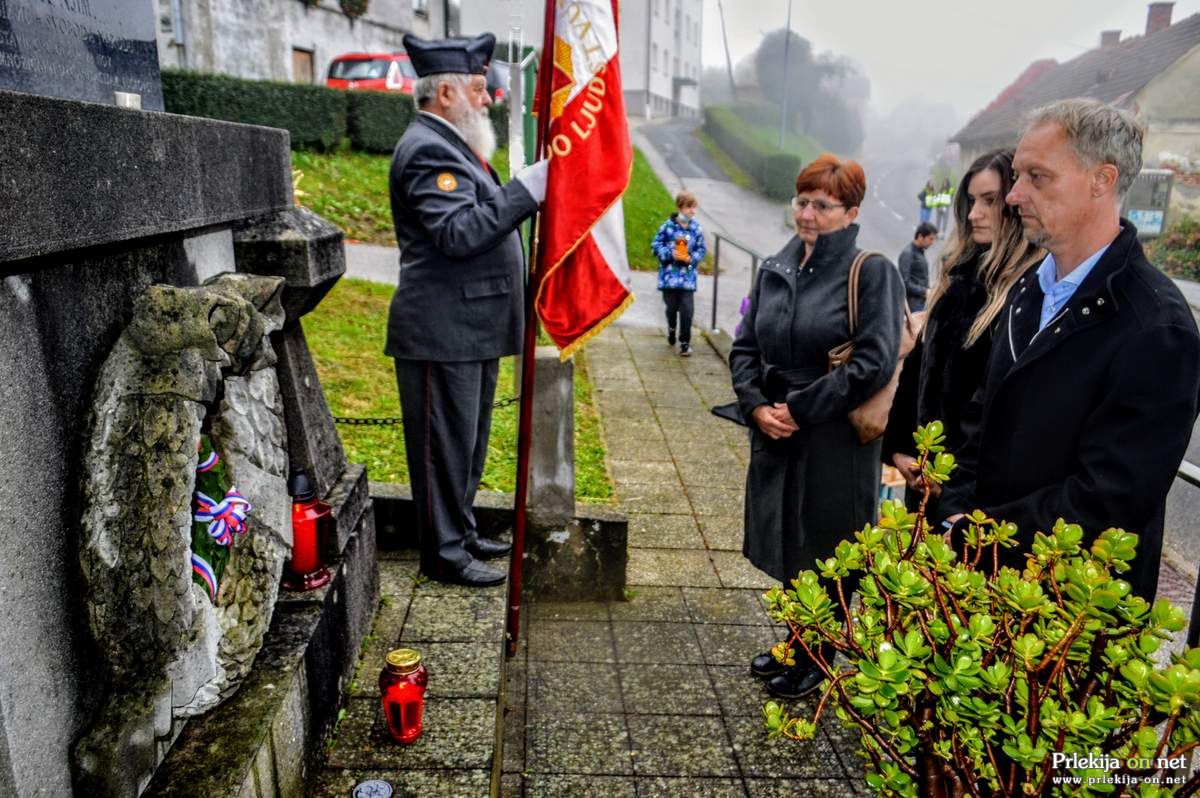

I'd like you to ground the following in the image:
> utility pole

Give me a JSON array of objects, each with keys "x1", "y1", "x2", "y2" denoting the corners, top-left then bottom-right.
[
  {"x1": 716, "y1": 0, "x2": 736, "y2": 100},
  {"x1": 778, "y1": 0, "x2": 792, "y2": 149}
]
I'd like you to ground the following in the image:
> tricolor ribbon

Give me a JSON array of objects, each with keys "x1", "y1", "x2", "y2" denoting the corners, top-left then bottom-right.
[
  {"x1": 191, "y1": 553, "x2": 218, "y2": 601},
  {"x1": 194, "y1": 488, "x2": 252, "y2": 546},
  {"x1": 197, "y1": 450, "x2": 220, "y2": 472}
]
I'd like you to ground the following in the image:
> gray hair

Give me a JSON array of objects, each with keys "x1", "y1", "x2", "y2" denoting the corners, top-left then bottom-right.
[
  {"x1": 1022, "y1": 98, "x2": 1144, "y2": 196},
  {"x1": 413, "y1": 72, "x2": 471, "y2": 107}
]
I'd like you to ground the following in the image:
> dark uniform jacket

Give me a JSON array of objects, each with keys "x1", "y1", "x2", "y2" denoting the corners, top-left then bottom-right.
[
  {"x1": 385, "y1": 113, "x2": 539, "y2": 362},
  {"x1": 940, "y1": 221, "x2": 1200, "y2": 598}
]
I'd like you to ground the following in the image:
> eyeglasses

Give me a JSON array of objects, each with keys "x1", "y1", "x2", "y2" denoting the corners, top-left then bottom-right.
[{"x1": 791, "y1": 196, "x2": 845, "y2": 214}]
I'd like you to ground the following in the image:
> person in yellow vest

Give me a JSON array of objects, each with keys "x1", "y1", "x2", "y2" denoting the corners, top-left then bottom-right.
[{"x1": 934, "y1": 178, "x2": 953, "y2": 238}]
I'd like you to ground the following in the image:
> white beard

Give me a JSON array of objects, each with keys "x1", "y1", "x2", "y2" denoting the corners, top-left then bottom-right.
[{"x1": 449, "y1": 100, "x2": 497, "y2": 162}]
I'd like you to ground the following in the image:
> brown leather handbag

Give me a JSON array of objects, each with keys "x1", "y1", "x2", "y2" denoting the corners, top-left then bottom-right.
[{"x1": 827, "y1": 250, "x2": 925, "y2": 444}]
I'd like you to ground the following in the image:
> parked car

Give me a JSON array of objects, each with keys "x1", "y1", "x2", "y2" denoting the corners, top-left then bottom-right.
[
  {"x1": 487, "y1": 61, "x2": 510, "y2": 103},
  {"x1": 326, "y1": 53, "x2": 416, "y2": 94}
]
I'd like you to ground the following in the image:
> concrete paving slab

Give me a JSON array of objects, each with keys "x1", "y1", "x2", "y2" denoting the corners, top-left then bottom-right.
[
  {"x1": 608, "y1": 586, "x2": 691, "y2": 623},
  {"x1": 627, "y1": 715, "x2": 739, "y2": 777},
  {"x1": 619, "y1": 663, "x2": 721, "y2": 716},
  {"x1": 627, "y1": 548, "x2": 722, "y2": 587}
]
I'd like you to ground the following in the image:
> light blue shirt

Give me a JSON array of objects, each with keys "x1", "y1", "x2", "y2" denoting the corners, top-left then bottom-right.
[{"x1": 1037, "y1": 245, "x2": 1110, "y2": 330}]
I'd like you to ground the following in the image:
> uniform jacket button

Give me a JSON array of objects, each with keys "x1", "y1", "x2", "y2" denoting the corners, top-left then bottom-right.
[{"x1": 1082, "y1": 307, "x2": 1091, "y2": 316}]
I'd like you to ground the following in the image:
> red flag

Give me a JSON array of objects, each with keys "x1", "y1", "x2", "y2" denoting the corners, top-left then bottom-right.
[{"x1": 533, "y1": 0, "x2": 633, "y2": 358}]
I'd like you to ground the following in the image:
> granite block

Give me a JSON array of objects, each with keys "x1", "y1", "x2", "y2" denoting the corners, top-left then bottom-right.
[{"x1": 627, "y1": 715, "x2": 737, "y2": 777}]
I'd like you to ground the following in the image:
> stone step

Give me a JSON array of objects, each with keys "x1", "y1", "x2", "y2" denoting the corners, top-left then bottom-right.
[{"x1": 310, "y1": 552, "x2": 512, "y2": 797}]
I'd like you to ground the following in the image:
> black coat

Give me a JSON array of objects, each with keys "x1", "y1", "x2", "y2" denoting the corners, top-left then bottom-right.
[
  {"x1": 941, "y1": 221, "x2": 1200, "y2": 599},
  {"x1": 731, "y1": 224, "x2": 904, "y2": 582},
  {"x1": 385, "y1": 113, "x2": 538, "y2": 362},
  {"x1": 897, "y1": 241, "x2": 931, "y2": 311},
  {"x1": 883, "y1": 250, "x2": 991, "y2": 466}
]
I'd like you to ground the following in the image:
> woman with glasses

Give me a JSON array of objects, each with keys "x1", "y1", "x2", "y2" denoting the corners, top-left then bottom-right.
[
  {"x1": 731, "y1": 154, "x2": 904, "y2": 699},
  {"x1": 884, "y1": 148, "x2": 1043, "y2": 506}
]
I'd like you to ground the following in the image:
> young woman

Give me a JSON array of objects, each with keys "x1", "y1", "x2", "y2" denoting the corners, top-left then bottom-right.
[{"x1": 885, "y1": 148, "x2": 1044, "y2": 496}]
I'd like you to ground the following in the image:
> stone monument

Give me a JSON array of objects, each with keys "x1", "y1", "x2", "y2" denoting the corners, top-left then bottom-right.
[{"x1": 0, "y1": 2, "x2": 375, "y2": 795}]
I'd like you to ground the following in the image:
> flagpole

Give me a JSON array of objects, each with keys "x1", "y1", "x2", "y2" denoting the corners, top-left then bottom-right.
[{"x1": 506, "y1": 0, "x2": 557, "y2": 659}]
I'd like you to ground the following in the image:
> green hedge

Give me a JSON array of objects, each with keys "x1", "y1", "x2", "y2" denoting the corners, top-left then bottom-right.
[
  {"x1": 703, "y1": 106, "x2": 799, "y2": 200},
  {"x1": 162, "y1": 70, "x2": 347, "y2": 151},
  {"x1": 347, "y1": 90, "x2": 415, "y2": 153}
]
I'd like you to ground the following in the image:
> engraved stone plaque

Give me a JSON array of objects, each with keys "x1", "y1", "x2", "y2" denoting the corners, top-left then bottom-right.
[{"x1": 0, "y1": 0, "x2": 164, "y2": 110}]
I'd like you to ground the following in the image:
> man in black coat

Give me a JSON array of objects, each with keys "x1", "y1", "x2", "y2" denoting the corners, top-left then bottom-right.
[
  {"x1": 937, "y1": 99, "x2": 1200, "y2": 600},
  {"x1": 387, "y1": 33, "x2": 548, "y2": 586},
  {"x1": 897, "y1": 222, "x2": 937, "y2": 311}
]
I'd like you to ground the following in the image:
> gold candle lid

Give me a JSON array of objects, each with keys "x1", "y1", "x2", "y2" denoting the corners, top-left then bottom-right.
[{"x1": 386, "y1": 648, "x2": 422, "y2": 674}]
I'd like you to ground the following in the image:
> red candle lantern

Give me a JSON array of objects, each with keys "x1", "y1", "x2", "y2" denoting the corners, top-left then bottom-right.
[
  {"x1": 379, "y1": 648, "x2": 428, "y2": 744},
  {"x1": 282, "y1": 469, "x2": 331, "y2": 591}
]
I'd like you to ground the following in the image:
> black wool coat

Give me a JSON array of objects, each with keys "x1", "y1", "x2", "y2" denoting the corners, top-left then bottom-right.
[
  {"x1": 940, "y1": 221, "x2": 1200, "y2": 599},
  {"x1": 731, "y1": 224, "x2": 904, "y2": 583},
  {"x1": 883, "y1": 250, "x2": 991, "y2": 465}
]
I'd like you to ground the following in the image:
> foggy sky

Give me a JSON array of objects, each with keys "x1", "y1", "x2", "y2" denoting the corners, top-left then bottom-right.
[{"x1": 701, "y1": 0, "x2": 1200, "y2": 122}]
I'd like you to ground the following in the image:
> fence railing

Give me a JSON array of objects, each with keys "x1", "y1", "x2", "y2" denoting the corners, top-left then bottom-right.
[{"x1": 710, "y1": 232, "x2": 766, "y2": 332}]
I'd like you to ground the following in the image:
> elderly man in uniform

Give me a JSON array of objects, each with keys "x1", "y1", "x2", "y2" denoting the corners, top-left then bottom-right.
[
  {"x1": 386, "y1": 32, "x2": 548, "y2": 587},
  {"x1": 933, "y1": 99, "x2": 1200, "y2": 600}
]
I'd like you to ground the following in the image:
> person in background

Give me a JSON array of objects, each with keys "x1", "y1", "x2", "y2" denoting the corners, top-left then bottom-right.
[
  {"x1": 652, "y1": 191, "x2": 707, "y2": 357},
  {"x1": 731, "y1": 154, "x2": 903, "y2": 699},
  {"x1": 936, "y1": 99, "x2": 1200, "y2": 601},
  {"x1": 883, "y1": 148, "x2": 1043, "y2": 514},
  {"x1": 897, "y1": 222, "x2": 937, "y2": 312},
  {"x1": 934, "y1": 177, "x2": 953, "y2": 238},
  {"x1": 919, "y1": 180, "x2": 935, "y2": 224}
]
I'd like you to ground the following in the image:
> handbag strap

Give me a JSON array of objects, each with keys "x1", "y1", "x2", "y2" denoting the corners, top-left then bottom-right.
[{"x1": 846, "y1": 250, "x2": 915, "y2": 337}]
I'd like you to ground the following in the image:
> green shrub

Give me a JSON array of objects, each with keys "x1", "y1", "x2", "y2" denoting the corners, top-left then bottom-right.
[
  {"x1": 703, "y1": 106, "x2": 800, "y2": 200},
  {"x1": 763, "y1": 421, "x2": 1200, "y2": 797},
  {"x1": 162, "y1": 69, "x2": 347, "y2": 151},
  {"x1": 1145, "y1": 215, "x2": 1200, "y2": 281},
  {"x1": 347, "y1": 90, "x2": 415, "y2": 153}
]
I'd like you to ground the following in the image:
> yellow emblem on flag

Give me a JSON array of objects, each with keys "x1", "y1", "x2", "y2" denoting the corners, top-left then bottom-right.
[{"x1": 437, "y1": 172, "x2": 457, "y2": 192}]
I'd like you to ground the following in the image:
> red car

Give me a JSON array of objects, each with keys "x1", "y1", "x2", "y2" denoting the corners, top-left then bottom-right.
[{"x1": 326, "y1": 53, "x2": 416, "y2": 94}]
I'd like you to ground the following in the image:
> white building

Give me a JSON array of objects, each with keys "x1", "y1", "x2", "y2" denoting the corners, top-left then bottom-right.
[
  {"x1": 154, "y1": 0, "x2": 460, "y2": 85},
  {"x1": 457, "y1": 0, "x2": 703, "y2": 117}
]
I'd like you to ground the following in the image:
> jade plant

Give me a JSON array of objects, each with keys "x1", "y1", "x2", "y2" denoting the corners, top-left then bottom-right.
[{"x1": 762, "y1": 421, "x2": 1200, "y2": 797}]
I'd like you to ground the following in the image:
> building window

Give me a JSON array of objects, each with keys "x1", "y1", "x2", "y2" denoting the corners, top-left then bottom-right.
[
  {"x1": 663, "y1": 48, "x2": 670, "y2": 74},
  {"x1": 673, "y1": 56, "x2": 679, "y2": 77},
  {"x1": 292, "y1": 48, "x2": 315, "y2": 84},
  {"x1": 413, "y1": 0, "x2": 428, "y2": 17},
  {"x1": 651, "y1": 43, "x2": 658, "y2": 71}
]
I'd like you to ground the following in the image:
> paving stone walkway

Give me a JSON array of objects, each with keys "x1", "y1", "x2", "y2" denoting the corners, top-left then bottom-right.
[{"x1": 502, "y1": 324, "x2": 867, "y2": 797}]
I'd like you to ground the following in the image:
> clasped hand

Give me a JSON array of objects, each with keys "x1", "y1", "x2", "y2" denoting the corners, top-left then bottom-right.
[{"x1": 752, "y1": 402, "x2": 799, "y2": 439}]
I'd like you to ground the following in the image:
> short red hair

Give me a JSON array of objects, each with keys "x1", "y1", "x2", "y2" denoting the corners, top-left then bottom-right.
[{"x1": 794, "y1": 153, "x2": 866, "y2": 209}]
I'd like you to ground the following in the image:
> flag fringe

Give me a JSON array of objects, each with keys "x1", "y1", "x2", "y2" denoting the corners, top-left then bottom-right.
[{"x1": 556, "y1": 290, "x2": 635, "y2": 361}]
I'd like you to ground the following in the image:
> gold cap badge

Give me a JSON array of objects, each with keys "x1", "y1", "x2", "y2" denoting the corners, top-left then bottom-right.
[{"x1": 436, "y1": 172, "x2": 458, "y2": 192}]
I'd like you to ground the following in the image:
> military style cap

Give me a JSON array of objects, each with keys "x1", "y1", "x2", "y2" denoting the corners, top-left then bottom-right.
[{"x1": 402, "y1": 32, "x2": 496, "y2": 77}]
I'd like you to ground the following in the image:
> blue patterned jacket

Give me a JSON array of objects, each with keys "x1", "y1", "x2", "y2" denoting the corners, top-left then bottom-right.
[{"x1": 652, "y1": 213, "x2": 707, "y2": 291}]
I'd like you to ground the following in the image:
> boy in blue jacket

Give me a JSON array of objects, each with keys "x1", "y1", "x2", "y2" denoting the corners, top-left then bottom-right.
[{"x1": 652, "y1": 191, "x2": 706, "y2": 356}]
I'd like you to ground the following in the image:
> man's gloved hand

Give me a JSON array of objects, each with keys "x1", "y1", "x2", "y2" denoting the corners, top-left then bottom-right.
[{"x1": 515, "y1": 159, "x2": 550, "y2": 203}]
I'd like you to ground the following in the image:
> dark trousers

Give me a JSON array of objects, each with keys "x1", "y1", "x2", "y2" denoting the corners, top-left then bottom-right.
[
  {"x1": 662, "y1": 288, "x2": 694, "y2": 344},
  {"x1": 394, "y1": 358, "x2": 499, "y2": 573}
]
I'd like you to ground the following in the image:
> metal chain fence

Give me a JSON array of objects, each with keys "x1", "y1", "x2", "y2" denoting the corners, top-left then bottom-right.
[{"x1": 332, "y1": 394, "x2": 520, "y2": 426}]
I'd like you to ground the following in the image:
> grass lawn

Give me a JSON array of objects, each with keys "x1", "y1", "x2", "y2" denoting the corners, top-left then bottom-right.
[{"x1": 302, "y1": 277, "x2": 612, "y2": 502}]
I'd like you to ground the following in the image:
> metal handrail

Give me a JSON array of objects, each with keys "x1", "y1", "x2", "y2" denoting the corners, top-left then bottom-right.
[
  {"x1": 1178, "y1": 460, "x2": 1200, "y2": 648},
  {"x1": 710, "y1": 232, "x2": 767, "y2": 331}
]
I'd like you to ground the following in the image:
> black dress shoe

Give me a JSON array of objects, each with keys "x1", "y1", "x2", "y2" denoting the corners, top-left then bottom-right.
[
  {"x1": 429, "y1": 558, "x2": 507, "y2": 587},
  {"x1": 750, "y1": 650, "x2": 789, "y2": 679},
  {"x1": 765, "y1": 664, "x2": 824, "y2": 700},
  {"x1": 466, "y1": 537, "x2": 512, "y2": 560}
]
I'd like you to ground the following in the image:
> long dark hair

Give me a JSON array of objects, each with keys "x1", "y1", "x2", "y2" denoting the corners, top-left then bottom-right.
[{"x1": 928, "y1": 148, "x2": 1043, "y2": 347}]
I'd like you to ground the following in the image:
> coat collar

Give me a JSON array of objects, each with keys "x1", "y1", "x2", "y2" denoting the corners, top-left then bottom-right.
[
  {"x1": 1002, "y1": 220, "x2": 1138, "y2": 374},
  {"x1": 416, "y1": 112, "x2": 497, "y2": 185}
]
